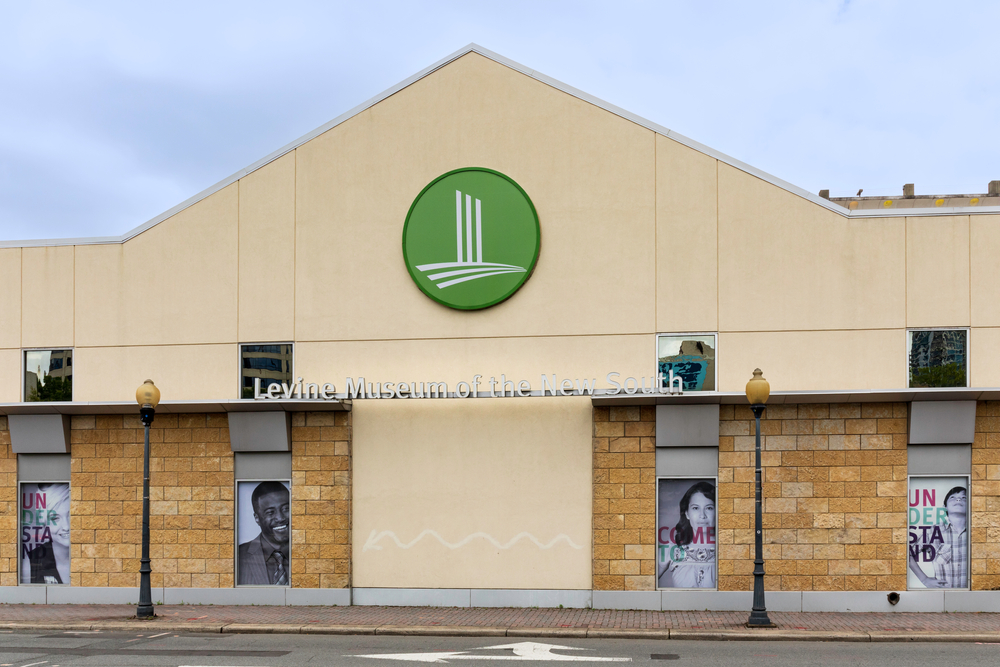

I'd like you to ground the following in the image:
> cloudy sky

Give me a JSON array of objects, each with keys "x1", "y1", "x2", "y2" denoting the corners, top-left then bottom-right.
[{"x1": 2, "y1": 0, "x2": 997, "y2": 241}]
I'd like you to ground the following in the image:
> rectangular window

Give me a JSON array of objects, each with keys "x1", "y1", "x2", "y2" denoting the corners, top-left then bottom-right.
[
  {"x1": 236, "y1": 480, "x2": 291, "y2": 586},
  {"x1": 240, "y1": 344, "x2": 293, "y2": 399},
  {"x1": 656, "y1": 477, "x2": 717, "y2": 590},
  {"x1": 19, "y1": 482, "x2": 71, "y2": 585},
  {"x1": 907, "y1": 475, "x2": 969, "y2": 590},
  {"x1": 23, "y1": 350, "x2": 73, "y2": 402},
  {"x1": 907, "y1": 329, "x2": 968, "y2": 388},
  {"x1": 657, "y1": 333, "x2": 716, "y2": 392}
]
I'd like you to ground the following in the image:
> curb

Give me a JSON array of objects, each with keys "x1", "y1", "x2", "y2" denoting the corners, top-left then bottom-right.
[{"x1": 1, "y1": 622, "x2": 999, "y2": 642}]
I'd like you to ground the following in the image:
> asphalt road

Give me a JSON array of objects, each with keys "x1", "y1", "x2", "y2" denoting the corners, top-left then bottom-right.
[{"x1": 0, "y1": 631, "x2": 998, "y2": 667}]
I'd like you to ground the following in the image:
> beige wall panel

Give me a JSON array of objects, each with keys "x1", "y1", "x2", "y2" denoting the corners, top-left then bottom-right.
[
  {"x1": 971, "y1": 215, "x2": 1000, "y2": 327},
  {"x1": 21, "y1": 245, "x2": 74, "y2": 348},
  {"x1": 295, "y1": 52, "x2": 655, "y2": 342},
  {"x1": 353, "y1": 397, "x2": 592, "y2": 589},
  {"x1": 655, "y1": 136, "x2": 718, "y2": 332},
  {"x1": 970, "y1": 327, "x2": 1000, "y2": 388},
  {"x1": 718, "y1": 328, "x2": 906, "y2": 392},
  {"x1": 296, "y1": 334, "x2": 652, "y2": 393},
  {"x1": 239, "y1": 152, "x2": 295, "y2": 342},
  {"x1": 75, "y1": 244, "x2": 125, "y2": 347},
  {"x1": 0, "y1": 348, "x2": 19, "y2": 402},
  {"x1": 718, "y1": 164, "x2": 905, "y2": 332},
  {"x1": 0, "y1": 248, "x2": 20, "y2": 349},
  {"x1": 122, "y1": 185, "x2": 238, "y2": 346},
  {"x1": 906, "y1": 215, "x2": 970, "y2": 327},
  {"x1": 73, "y1": 344, "x2": 237, "y2": 402}
]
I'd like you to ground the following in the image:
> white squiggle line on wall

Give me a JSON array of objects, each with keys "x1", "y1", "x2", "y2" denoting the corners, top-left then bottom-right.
[{"x1": 362, "y1": 529, "x2": 584, "y2": 552}]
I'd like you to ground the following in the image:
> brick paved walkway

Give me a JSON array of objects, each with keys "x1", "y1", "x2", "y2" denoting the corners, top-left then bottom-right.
[{"x1": 0, "y1": 605, "x2": 998, "y2": 633}]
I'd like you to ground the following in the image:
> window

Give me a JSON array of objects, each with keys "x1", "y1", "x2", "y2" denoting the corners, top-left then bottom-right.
[
  {"x1": 908, "y1": 329, "x2": 968, "y2": 388},
  {"x1": 23, "y1": 350, "x2": 73, "y2": 402},
  {"x1": 656, "y1": 333, "x2": 716, "y2": 392},
  {"x1": 240, "y1": 344, "x2": 293, "y2": 398}
]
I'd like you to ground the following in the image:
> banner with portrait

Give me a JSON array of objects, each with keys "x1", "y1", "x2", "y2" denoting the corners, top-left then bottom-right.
[
  {"x1": 236, "y1": 480, "x2": 291, "y2": 586},
  {"x1": 908, "y1": 476, "x2": 969, "y2": 590},
  {"x1": 20, "y1": 482, "x2": 71, "y2": 585},
  {"x1": 657, "y1": 477, "x2": 717, "y2": 589}
]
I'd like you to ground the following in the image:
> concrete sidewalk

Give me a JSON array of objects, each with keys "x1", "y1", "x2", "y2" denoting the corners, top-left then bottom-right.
[{"x1": 1, "y1": 604, "x2": 999, "y2": 642}]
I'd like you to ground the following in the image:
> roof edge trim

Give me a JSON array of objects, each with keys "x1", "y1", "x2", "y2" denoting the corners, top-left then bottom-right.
[{"x1": 3, "y1": 43, "x2": 994, "y2": 249}]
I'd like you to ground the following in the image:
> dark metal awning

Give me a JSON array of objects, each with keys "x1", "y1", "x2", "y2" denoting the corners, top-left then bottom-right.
[{"x1": 0, "y1": 399, "x2": 350, "y2": 415}]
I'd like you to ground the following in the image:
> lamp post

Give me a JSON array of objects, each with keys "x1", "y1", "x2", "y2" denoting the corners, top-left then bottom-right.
[
  {"x1": 135, "y1": 379, "x2": 160, "y2": 619},
  {"x1": 745, "y1": 368, "x2": 774, "y2": 628}
]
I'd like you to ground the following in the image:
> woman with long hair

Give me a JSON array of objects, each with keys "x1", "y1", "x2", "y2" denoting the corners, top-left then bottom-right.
[
  {"x1": 658, "y1": 481, "x2": 716, "y2": 589},
  {"x1": 21, "y1": 483, "x2": 71, "y2": 585}
]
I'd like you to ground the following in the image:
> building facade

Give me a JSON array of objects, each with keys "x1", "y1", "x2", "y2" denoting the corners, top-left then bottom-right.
[{"x1": 1, "y1": 45, "x2": 999, "y2": 612}]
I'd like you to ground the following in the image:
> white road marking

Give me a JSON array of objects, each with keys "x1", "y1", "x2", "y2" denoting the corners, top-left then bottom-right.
[
  {"x1": 20, "y1": 661, "x2": 49, "y2": 667},
  {"x1": 354, "y1": 641, "x2": 632, "y2": 663},
  {"x1": 147, "y1": 632, "x2": 171, "y2": 638}
]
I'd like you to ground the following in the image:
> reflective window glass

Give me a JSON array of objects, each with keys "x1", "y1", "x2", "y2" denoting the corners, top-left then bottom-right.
[
  {"x1": 23, "y1": 350, "x2": 73, "y2": 402},
  {"x1": 908, "y1": 330, "x2": 967, "y2": 388},
  {"x1": 657, "y1": 334, "x2": 716, "y2": 392},
  {"x1": 241, "y1": 344, "x2": 293, "y2": 398}
]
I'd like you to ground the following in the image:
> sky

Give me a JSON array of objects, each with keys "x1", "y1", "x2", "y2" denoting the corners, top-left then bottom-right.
[{"x1": 1, "y1": 0, "x2": 998, "y2": 242}]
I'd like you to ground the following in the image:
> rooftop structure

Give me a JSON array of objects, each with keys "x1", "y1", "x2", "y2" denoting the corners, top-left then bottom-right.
[{"x1": 821, "y1": 181, "x2": 1000, "y2": 210}]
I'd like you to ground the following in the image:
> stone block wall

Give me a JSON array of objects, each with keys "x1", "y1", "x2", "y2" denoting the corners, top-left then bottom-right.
[
  {"x1": 592, "y1": 405, "x2": 656, "y2": 591},
  {"x1": 973, "y1": 401, "x2": 1000, "y2": 590},
  {"x1": 0, "y1": 417, "x2": 15, "y2": 586},
  {"x1": 71, "y1": 414, "x2": 234, "y2": 588},
  {"x1": 718, "y1": 403, "x2": 910, "y2": 592},
  {"x1": 290, "y1": 411, "x2": 352, "y2": 588}
]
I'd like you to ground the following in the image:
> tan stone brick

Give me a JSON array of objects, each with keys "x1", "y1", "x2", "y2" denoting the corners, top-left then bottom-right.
[
  {"x1": 593, "y1": 575, "x2": 624, "y2": 590},
  {"x1": 846, "y1": 419, "x2": 877, "y2": 435},
  {"x1": 609, "y1": 559, "x2": 640, "y2": 575},
  {"x1": 595, "y1": 422, "x2": 625, "y2": 437}
]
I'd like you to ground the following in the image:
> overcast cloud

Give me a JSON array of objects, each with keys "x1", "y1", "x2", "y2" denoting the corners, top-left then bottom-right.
[{"x1": 1, "y1": 0, "x2": 997, "y2": 241}]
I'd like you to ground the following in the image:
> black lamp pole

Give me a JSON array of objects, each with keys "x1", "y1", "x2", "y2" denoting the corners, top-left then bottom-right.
[
  {"x1": 137, "y1": 403, "x2": 155, "y2": 619},
  {"x1": 135, "y1": 379, "x2": 160, "y2": 618},
  {"x1": 746, "y1": 403, "x2": 774, "y2": 627}
]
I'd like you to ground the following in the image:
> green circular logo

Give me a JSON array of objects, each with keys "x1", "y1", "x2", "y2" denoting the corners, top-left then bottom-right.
[{"x1": 402, "y1": 168, "x2": 540, "y2": 310}]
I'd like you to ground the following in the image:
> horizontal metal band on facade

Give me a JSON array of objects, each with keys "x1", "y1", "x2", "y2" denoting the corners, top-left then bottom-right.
[
  {"x1": 2, "y1": 587, "x2": 997, "y2": 612},
  {"x1": 5, "y1": 387, "x2": 999, "y2": 416},
  {"x1": 593, "y1": 387, "x2": 1000, "y2": 406}
]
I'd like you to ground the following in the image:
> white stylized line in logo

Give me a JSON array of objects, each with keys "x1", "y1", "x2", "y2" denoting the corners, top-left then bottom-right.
[{"x1": 416, "y1": 190, "x2": 527, "y2": 289}]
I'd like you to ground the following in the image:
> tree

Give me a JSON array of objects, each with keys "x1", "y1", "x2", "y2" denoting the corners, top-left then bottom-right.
[
  {"x1": 28, "y1": 376, "x2": 72, "y2": 402},
  {"x1": 909, "y1": 362, "x2": 966, "y2": 388}
]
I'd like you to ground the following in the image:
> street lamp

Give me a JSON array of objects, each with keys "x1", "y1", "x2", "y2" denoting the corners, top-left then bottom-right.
[
  {"x1": 745, "y1": 368, "x2": 774, "y2": 628},
  {"x1": 135, "y1": 379, "x2": 160, "y2": 619}
]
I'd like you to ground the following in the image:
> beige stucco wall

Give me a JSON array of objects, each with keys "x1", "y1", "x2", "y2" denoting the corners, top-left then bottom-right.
[
  {"x1": 239, "y1": 152, "x2": 296, "y2": 343},
  {"x1": 0, "y1": 51, "x2": 991, "y2": 402},
  {"x1": 21, "y1": 245, "x2": 74, "y2": 349},
  {"x1": 294, "y1": 53, "x2": 656, "y2": 344},
  {"x1": 717, "y1": 165, "x2": 906, "y2": 334},
  {"x1": 352, "y1": 397, "x2": 592, "y2": 589},
  {"x1": 906, "y1": 215, "x2": 970, "y2": 327},
  {"x1": 73, "y1": 344, "x2": 238, "y2": 402},
  {"x1": 0, "y1": 249, "x2": 20, "y2": 350},
  {"x1": 719, "y1": 329, "x2": 907, "y2": 392},
  {"x1": 655, "y1": 135, "x2": 718, "y2": 333},
  {"x1": 970, "y1": 215, "x2": 1000, "y2": 327}
]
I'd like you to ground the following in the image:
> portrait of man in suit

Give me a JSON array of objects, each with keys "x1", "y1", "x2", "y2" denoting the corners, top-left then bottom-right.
[{"x1": 237, "y1": 481, "x2": 290, "y2": 586}]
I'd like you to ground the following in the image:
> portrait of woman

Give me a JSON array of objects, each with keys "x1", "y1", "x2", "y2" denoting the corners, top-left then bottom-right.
[
  {"x1": 20, "y1": 482, "x2": 71, "y2": 585},
  {"x1": 657, "y1": 479, "x2": 717, "y2": 589}
]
